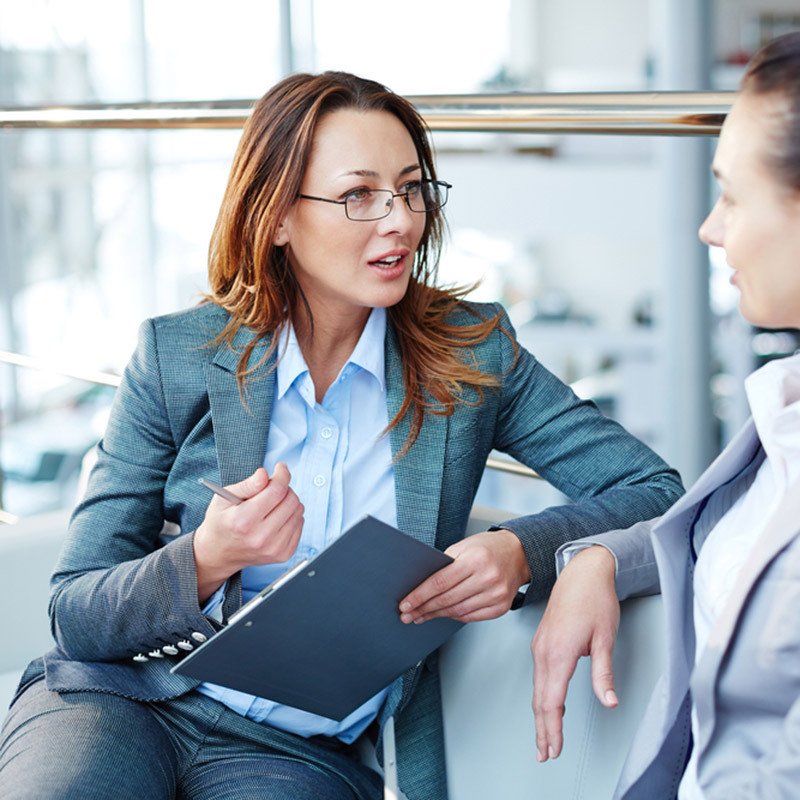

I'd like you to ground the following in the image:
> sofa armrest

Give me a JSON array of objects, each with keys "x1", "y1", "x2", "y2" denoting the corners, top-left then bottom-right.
[
  {"x1": 441, "y1": 507, "x2": 665, "y2": 799},
  {"x1": 0, "y1": 509, "x2": 69, "y2": 674}
]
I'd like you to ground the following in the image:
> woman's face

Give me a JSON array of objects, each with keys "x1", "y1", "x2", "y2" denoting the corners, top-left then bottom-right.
[
  {"x1": 276, "y1": 108, "x2": 426, "y2": 326},
  {"x1": 699, "y1": 91, "x2": 800, "y2": 329}
]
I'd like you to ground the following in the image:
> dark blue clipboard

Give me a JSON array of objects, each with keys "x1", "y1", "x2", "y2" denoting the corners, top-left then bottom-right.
[{"x1": 172, "y1": 515, "x2": 463, "y2": 720}]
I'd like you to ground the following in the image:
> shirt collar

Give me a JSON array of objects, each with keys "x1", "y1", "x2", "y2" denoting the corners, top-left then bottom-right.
[
  {"x1": 347, "y1": 306, "x2": 387, "y2": 392},
  {"x1": 745, "y1": 351, "x2": 800, "y2": 483},
  {"x1": 275, "y1": 307, "x2": 387, "y2": 400}
]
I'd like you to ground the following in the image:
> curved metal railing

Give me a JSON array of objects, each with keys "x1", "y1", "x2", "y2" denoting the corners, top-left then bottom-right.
[{"x1": 0, "y1": 351, "x2": 539, "y2": 481}]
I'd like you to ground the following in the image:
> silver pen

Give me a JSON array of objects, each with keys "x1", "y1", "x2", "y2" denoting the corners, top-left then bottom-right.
[{"x1": 198, "y1": 477, "x2": 244, "y2": 505}]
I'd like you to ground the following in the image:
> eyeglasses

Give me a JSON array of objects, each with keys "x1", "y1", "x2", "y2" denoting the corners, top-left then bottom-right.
[{"x1": 298, "y1": 179, "x2": 451, "y2": 221}]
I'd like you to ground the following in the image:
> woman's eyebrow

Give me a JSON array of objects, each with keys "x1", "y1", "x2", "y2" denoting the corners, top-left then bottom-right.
[
  {"x1": 336, "y1": 164, "x2": 421, "y2": 180},
  {"x1": 339, "y1": 169, "x2": 379, "y2": 179}
]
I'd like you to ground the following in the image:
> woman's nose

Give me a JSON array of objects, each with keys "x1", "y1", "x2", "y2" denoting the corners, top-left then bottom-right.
[
  {"x1": 698, "y1": 199, "x2": 724, "y2": 248},
  {"x1": 376, "y1": 194, "x2": 415, "y2": 234}
]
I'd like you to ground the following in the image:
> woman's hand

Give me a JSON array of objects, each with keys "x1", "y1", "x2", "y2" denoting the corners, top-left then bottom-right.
[
  {"x1": 193, "y1": 464, "x2": 304, "y2": 603},
  {"x1": 531, "y1": 545, "x2": 619, "y2": 762},
  {"x1": 398, "y1": 530, "x2": 530, "y2": 624}
]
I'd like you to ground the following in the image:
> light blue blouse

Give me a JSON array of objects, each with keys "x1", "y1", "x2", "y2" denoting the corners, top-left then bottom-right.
[{"x1": 197, "y1": 307, "x2": 397, "y2": 742}]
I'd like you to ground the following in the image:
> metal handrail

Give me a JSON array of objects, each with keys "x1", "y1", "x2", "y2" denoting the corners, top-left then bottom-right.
[
  {"x1": 485, "y1": 456, "x2": 539, "y2": 479},
  {"x1": 0, "y1": 351, "x2": 540, "y2": 479},
  {"x1": 0, "y1": 350, "x2": 121, "y2": 387},
  {"x1": 0, "y1": 91, "x2": 733, "y2": 135}
]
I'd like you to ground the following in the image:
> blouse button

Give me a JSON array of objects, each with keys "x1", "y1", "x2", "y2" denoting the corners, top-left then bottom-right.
[{"x1": 313, "y1": 475, "x2": 326, "y2": 488}]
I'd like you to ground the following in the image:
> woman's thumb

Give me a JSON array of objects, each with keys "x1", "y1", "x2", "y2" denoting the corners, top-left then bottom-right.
[{"x1": 229, "y1": 467, "x2": 270, "y2": 499}]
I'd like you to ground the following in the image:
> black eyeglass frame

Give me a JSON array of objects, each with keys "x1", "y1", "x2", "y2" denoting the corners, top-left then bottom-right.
[{"x1": 297, "y1": 179, "x2": 452, "y2": 221}]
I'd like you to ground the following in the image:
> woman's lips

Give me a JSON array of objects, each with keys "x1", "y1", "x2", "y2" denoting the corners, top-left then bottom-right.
[
  {"x1": 367, "y1": 250, "x2": 409, "y2": 277},
  {"x1": 370, "y1": 254, "x2": 403, "y2": 269}
]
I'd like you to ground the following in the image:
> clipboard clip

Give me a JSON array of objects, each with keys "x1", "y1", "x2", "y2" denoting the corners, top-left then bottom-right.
[{"x1": 228, "y1": 558, "x2": 311, "y2": 625}]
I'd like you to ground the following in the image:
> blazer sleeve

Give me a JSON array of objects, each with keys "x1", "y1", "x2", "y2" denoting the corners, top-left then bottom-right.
[
  {"x1": 486, "y1": 306, "x2": 683, "y2": 602},
  {"x1": 48, "y1": 318, "x2": 219, "y2": 663}
]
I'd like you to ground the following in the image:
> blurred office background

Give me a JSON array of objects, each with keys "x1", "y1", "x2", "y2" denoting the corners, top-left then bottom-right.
[{"x1": 1, "y1": 0, "x2": 799, "y2": 521}]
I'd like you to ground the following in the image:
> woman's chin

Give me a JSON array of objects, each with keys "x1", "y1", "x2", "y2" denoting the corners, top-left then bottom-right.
[{"x1": 739, "y1": 300, "x2": 800, "y2": 331}]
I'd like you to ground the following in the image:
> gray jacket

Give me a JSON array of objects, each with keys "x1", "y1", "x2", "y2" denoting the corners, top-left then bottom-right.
[{"x1": 564, "y1": 419, "x2": 800, "y2": 799}]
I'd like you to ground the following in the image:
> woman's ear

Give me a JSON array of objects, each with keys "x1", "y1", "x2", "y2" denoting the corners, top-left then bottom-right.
[{"x1": 274, "y1": 218, "x2": 290, "y2": 247}]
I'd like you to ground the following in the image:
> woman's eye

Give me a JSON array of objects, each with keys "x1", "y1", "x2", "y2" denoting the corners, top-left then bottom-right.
[
  {"x1": 402, "y1": 181, "x2": 422, "y2": 195},
  {"x1": 345, "y1": 188, "x2": 372, "y2": 203}
]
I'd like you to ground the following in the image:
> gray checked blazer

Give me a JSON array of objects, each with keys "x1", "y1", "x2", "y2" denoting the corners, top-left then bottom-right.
[{"x1": 19, "y1": 300, "x2": 682, "y2": 800}]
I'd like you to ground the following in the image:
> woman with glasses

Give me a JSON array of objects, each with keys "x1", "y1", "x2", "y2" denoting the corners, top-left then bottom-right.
[
  {"x1": 531, "y1": 32, "x2": 800, "y2": 800},
  {"x1": 0, "y1": 71, "x2": 681, "y2": 800}
]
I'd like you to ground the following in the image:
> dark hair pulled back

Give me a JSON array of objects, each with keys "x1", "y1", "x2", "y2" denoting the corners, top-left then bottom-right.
[{"x1": 741, "y1": 31, "x2": 800, "y2": 191}]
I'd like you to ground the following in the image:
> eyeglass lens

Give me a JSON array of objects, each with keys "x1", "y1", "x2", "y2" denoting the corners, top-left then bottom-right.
[{"x1": 345, "y1": 181, "x2": 448, "y2": 220}]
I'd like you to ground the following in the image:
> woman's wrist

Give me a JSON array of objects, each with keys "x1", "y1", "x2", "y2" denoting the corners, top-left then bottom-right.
[
  {"x1": 566, "y1": 545, "x2": 616, "y2": 583},
  {"x1": 193, "y1": 526, "x2": 237, "y2": 604}
]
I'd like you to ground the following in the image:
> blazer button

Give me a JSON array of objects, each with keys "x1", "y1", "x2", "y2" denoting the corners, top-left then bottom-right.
[
  {"x1": 162, "y1": 645, "x2": 179, "y2": 655},
  {"x1": 148, "y1": 649, "x2": 165, "y2": 659},
  {"x1": 191, "y1": 631, "x2": 208, "y2": 643},
  {"x1": 132, "y1": 653, "x2": 149, "y2": 663},
  {"x1": 177, "y1": 640, "x2": 194, "y2": 651}
]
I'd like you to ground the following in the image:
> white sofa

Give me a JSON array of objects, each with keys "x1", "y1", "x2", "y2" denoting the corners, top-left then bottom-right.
[
  {"x1": 0, "y1": 508, "x2": 68, "y2": 711},
  {"x1": 0, "y1": 506, "x2": 665, "y2": 798},
  {"x1": 440, "y1": 507, "x2": 665, "y2": 799}
]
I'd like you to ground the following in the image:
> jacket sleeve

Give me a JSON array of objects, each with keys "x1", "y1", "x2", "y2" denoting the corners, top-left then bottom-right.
[
  {"x1": 555, "y1": 518, "x2": 662, "y2": 600},
  {"x1": 487, "y1": 306, "x2": 683, "y2": 602},
  {"x1": 48, "y1": 318, "x2": 220, "y2": 662}
]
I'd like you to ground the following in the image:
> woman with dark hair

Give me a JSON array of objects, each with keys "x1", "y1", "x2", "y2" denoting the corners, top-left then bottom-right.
[
  {"x1": 0, "y1": 71, "x2": 681, "y2": 799},
  {"x1": 531, "y1": 32, "x2": 800, "y2": 800}
]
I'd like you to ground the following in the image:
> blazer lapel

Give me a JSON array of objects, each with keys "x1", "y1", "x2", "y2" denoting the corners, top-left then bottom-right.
[
  {"x1": 205, "y1": 329, "x2": 276, "y2": 617},
  {"x1": 382, "y1": 321, "x2": 449, "y2": 723},
  {"x1": 385, "y1": 321, "x2": 447, "y2": 548},
  {"x1": 647, "y1": 421, "x2": 762, "y2": 728},
  {"x1": 692, "y1": 475, "x2": 800, "y2": 757},
  {"x1": 207, "y1": 329, "x2": 277, "y2": 486},
  {"x1": 654, "y1": 419, "x2": 759, "y2": 529}
]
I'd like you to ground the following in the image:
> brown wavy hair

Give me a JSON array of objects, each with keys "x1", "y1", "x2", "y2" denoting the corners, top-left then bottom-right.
[{"x1": 206, "y1": 71, "x2": 511, "y2": 456}]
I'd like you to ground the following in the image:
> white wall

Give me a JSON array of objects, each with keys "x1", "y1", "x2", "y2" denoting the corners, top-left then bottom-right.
[
  {"x1": 540, "y1": 0, "x2": 651, "y2": 90},
  {"x1": 437, "y1": 147, "x2": 662, "y2": 333}
]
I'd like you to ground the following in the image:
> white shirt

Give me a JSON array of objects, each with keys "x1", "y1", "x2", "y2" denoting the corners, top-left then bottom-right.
[{"x1": 679, "y1": 352, "x2": 800, "y2": 798}]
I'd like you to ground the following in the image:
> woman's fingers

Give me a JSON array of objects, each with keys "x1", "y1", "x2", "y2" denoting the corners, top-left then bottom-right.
[
  {"x1": 195, "y1": 464, "x2": 304, "y2": 583},
  {"x1": 399, "y1": 531, "x2": 529, "y2": 623},
  {"x1": 224, "y1": 467, "x2": 270, "y2": 501},
  {"x1": 530, "y1": 545, "x2": 620, "y2": 761}
]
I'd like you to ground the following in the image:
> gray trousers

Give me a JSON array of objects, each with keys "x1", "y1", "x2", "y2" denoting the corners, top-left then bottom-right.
[{"x1": 0, "y1": 678, "x2": 383, "y2": 800}]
